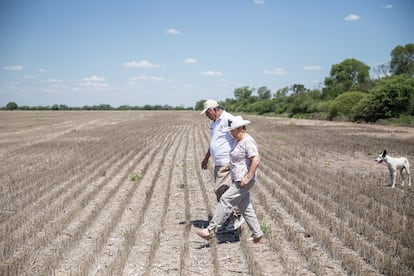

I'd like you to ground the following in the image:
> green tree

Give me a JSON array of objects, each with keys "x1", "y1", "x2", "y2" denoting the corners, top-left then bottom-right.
[
  {"x1": 234, "y1": 86, "x2": 254, "y2": 100},
  {"x1": 291, "y1": 84, "x2": 307, "y2": 94},
  {"x1": 322, "y1": 58, "x2": 371, "y2": 99},
  {"x1": 274, "y1": 87, "x2": 289, "y2": 98},
  {"x1": 6, "y1": 102, "x2": 18, "y2": 110},
  {"x1": 195, "y1": 100, "x2": 206, "y2": 111},
  {"x1": 257, "y1": 86, "x2": 271, "y2": 100},
  {"x1": 390, "y1": 43, "x2": 414, "y2": 76}
]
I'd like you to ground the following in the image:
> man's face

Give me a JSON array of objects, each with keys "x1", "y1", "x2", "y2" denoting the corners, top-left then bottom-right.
[{"x1": 205, "y1": 108, "x2": 217, "y2": 120}]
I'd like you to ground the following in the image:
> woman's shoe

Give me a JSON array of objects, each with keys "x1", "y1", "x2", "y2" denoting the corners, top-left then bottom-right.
[{"x1": 196, "y1": 228, "x2": 215, "y2": 240}]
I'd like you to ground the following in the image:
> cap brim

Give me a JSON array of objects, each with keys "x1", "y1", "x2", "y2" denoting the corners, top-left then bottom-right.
[{"x1": 200, "y1": 108, "x2": 208, "y2": 114}]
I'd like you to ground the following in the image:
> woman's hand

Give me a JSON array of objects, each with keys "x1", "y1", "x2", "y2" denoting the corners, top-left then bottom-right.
[{"x1": 240, "y1": 156, "x2": 260, "y2": 188}]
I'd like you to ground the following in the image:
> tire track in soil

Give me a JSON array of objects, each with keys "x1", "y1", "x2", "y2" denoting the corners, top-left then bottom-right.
[{"x1": 120, "y1": 126, "x2": 184, "y2": 275}]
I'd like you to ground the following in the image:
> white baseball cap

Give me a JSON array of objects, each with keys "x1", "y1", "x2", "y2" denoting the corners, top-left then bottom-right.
[{"x1": 200, "y1": 99, "x2": 219, "y2": 114}]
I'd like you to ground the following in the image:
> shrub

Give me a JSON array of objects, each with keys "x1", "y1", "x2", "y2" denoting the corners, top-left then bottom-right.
[{"x1": 329, "y1": 91, "x2": 366, "y2": 119}]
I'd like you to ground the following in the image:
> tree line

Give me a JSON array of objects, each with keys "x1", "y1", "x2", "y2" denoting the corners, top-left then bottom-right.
[
  {"x1": 2, "y1": 103, "x2": 192, "y2": 111},
  {"x1": 196, "y1": 43, "x2": 414, "y2": 124}
]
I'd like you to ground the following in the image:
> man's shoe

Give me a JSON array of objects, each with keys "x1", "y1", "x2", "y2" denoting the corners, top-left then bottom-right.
[
  {"x1": 197, "y1": 228, "x2": 215, "y2": 240},
  {"x1": 247, "y1": 235, "x2": 263, "y2": 243}
]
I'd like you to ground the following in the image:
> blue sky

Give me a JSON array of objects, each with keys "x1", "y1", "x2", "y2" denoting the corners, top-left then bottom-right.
[{"x1": 1, "y1": 0, "x2": 413, "y2": 108}]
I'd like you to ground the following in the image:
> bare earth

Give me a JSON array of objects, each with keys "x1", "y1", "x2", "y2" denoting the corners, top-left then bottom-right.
[{"x1": 0, "y1": 111, "x2": 413, "y2": 275}]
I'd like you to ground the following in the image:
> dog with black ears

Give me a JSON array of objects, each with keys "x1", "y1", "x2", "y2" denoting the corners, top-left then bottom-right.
[{"x1": 375, "y1": 150, "x2": 411, "y2": 188}]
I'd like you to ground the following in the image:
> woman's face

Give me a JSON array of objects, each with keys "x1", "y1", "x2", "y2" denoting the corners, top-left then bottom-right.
[{"x1": 230, "y1": 128, "x2": 240, "y2": 139}]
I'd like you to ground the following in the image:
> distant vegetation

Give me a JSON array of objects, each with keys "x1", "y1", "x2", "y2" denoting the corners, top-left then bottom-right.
[
  {"x1": 3, "y1": 44, "x2": 413, "y2": 125},
  {"x1": 2, "y1": 103, "x2": 193, "y2": 111},
  {"x1": 195, "y1": 43, "x2": 414, "y2": 125}
]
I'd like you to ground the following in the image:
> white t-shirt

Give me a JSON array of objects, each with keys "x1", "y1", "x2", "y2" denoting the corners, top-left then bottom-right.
[
  {"x1": 209, "y1": 111, "x2": 235, "y2": 166},
  {"x1": 230, "y1": 134, "x2": 259, "y2": 182}
]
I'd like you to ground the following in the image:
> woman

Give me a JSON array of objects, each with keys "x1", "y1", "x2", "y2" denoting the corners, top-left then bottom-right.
[{"x1": 197, "y1": 116, "x2": 263, "y2": 243}]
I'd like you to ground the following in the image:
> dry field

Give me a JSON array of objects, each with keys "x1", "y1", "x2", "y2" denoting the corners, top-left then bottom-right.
[{"x1": 0, "y1": 110, "x2": 413, "y2": 276}]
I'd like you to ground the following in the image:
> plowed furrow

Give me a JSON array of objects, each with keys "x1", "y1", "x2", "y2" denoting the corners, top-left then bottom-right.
[
  {"x1": 253, "y1": 175, "x2": 344, "y2": 275},
  {"x1": 258, "y1": 163, "x2": 380, "y2": 275},
  {"x1": 20, "y1": 145, "x2": 150, "y2": 275},
  {"x1": 2, "y1": 147, "x2": 136, "y2": 272},
  {"x1": 147, "y1": 126, "x2": 190, "y2": 275},
  {"x1": 251, "y1": 200, "x2": 316, "y2": 275},
  {"x1": 51, "y1": 144, "x2": 162, "y2": 275},
  {"x1": 259, "y1": 145, "x2": 412, "y2": 273},
  {"x1": 183, "y1": 125, "x2": 218, "y2": 275},
  {"x1": 6, "y1": 123, "x2": 159, "y2": 274},
  {"x1": 0, "y1": 149, "x2": 124, "y2": 249},
  {"x1": 81, "y1": 131, "x2": 174, "y2": 275},
  {"x1": 121, "y1": 127, "x2": 183, "y2": 274}
]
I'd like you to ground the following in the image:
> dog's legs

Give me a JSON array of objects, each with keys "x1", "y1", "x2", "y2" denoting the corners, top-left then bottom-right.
[
  {"x1": 390, "y1": 171, "x2": 396, "y2": 188},
  {"x1": 400, "y1": 168, "x2": 405, "y2": 186},
  {"x1": 406, "y1": 164, "x2": 411, "y2": 186}
]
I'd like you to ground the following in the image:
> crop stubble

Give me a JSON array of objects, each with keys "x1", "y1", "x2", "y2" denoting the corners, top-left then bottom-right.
[{"x1": 0, "y1": 111, "x2": 413, "y2": 275}]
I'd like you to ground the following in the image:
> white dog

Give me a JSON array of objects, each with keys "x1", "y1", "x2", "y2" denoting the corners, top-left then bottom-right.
[{"x1": 375, "y1": 150, "x2": 411, "y2": 188}]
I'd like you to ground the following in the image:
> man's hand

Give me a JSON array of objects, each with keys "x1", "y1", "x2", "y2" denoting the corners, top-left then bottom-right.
[
  {"x1": 240, "y1": 175, "x2": 252, "y2": 188},
  {"x1": 201, "y1": 158, "x2": 208, "y2": 170}
]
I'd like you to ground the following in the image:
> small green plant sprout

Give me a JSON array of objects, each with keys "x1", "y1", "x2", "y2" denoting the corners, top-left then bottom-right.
[
  {"x1": 130, "y1": 172, "x2": 141, "y2": 181},
  {"x1": 261, "y1": 221, "x2": 271, "y2": 235}
]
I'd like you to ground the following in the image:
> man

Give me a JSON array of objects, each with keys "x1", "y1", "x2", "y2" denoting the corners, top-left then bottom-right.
[{"x1": 200, "y1": 99, "x2": 244, "y2": 231}]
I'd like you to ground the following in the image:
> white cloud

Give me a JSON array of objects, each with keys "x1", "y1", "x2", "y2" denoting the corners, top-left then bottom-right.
[
  {"x1": 345, "y1": 14, "x2": 360, "y2": 21},
  {"x1": 184, "y1": 58, "x2": 197, "y2": 64},
  {"x1": 200, "y1": 70, "x2": 223, "y2": 76},
  {"x1": 42, "y1": 78, "x2": 63, "y2": 83},
  {"x1": 39, "y1": 68, "x2": 46, "y2": 73},
  {"x1": 79, "y1": 76, "x2": 109, "y2": 88},
  {"x1": 383, "y1": 4, "x2": 393, "y2": 9},
  {"x1": 166, "y1": 28, "x2": 181, "y2": 35},
  {"x1": 131, "y1": 74, "x2": 164, "y2": 81},
  {"x1": 264, "y1": 68, "x2": 286, "y2": 75},
  {"x1": 254, "y1": 0, "x2": 265, "y2": 4},
  {"x1": 123, "y1": 60, "x2": 161, "y2": 68},
  {"x1": 304, "y1": 65, "x2": 322, "y2": 71},
  {"x1": 3, "y1": 65, "x2": 24, "y2": 71}
]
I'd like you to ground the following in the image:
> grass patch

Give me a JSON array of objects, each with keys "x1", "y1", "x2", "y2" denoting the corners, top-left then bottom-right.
[{"x1": 130, "y1": 172, "x2": 141, "y2": 181}]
